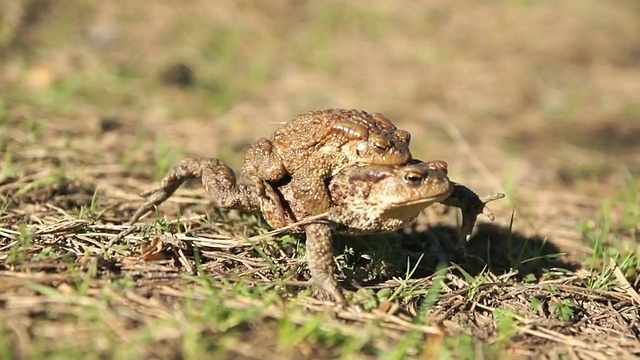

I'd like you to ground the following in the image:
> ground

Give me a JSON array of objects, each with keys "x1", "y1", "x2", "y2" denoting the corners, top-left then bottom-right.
[{"x1": 1, "y1": 1, "x2": 639, "y2": 359}]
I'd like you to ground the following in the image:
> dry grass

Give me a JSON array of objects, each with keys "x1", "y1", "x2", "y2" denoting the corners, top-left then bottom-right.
[{"x1": 1, "y1": 1, "x2": 640, "y2": 358}]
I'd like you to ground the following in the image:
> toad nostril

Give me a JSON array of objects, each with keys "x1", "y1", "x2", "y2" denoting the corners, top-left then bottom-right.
[{"x1": 397, "y1": 130, "x2": 411, "y2": 143}]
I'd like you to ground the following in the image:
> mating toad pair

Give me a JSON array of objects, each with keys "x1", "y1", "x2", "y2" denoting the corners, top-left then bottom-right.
[{"x1": 128, "y1": 109, "x2": 503, "y2": 304}]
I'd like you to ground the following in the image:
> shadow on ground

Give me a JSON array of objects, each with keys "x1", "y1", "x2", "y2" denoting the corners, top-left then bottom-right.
[{"x1": 334, "y1": 222, "x2": 580, "y2": 289}]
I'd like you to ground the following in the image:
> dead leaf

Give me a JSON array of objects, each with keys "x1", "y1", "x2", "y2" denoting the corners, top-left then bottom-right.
[{"x1": 140, "y1": 236, "x2": 168, "y2": 261}]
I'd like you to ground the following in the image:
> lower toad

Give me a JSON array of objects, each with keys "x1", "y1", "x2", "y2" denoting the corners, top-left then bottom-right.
[{"x1": 127, "y1": 157, "x2": 502, "y2": 304}]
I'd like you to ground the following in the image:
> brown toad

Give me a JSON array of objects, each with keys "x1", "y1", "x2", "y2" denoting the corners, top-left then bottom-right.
[
  {"x1": 128, "y1": 157, "x2": 501, "y2": 304},
  {"x1": 242, "y1": 108, "x2": 412, "y2": 218}
]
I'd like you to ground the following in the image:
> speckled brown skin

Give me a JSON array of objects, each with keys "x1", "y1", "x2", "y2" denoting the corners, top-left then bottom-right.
[
  {"x1": 242, "y1": 109, "x2": 412, "y2": 219},
  {"x1": 129, "y1": 157, "x2": 500, "y2": 304},
  {"x1": 269, "y1": 160, "x2": 453, "y2": 232}
]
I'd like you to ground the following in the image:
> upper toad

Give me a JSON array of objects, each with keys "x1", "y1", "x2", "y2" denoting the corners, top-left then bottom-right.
[{"x1": 242, "y1": 109, "x2": 412, "y2": 218}]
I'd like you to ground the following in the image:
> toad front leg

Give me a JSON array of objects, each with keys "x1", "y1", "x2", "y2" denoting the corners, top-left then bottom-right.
[
  {"x1": 290, "y1": 156, "x2": 334, "y2": 215},
  {"x1": 304, "y1": 223, "x2": 346, "y2": 305},
  {"x1": 441, "y1": 183, "x2": 505, "y2": 240},
  {"x1": 422, "y1": 160, "x2": 504, "y2": 239},
  {"x1": 130, "y1": 157, "x2": 258, "y2": 224}
]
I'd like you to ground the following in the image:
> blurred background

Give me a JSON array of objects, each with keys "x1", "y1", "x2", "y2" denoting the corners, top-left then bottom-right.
[
  {"x1": 2, "y1": 3, "x2": 639, "y2": 356},
  {"x1": 1, "y1": 0, "x2": 638, "y2": 206}
]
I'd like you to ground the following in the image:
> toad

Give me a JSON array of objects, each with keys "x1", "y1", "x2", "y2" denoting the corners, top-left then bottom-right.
[
  {"x1": 128, "y1": 157, "x2": 502, "y2": 304},
  {"x1": 242, "y1": 109, "x2": 412, "y2": 218}
]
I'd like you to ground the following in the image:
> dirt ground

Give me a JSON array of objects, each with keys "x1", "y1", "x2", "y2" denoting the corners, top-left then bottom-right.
[{"x1": 1, "y1": 1, "x2": 639, "y2": 359}]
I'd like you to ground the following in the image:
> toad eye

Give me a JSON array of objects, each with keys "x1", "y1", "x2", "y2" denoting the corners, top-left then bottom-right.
[
  {"x1": 403, "y1": 171, "x2": 423, "y2": 186},
  {"x1": 370, "y1": 137, "x2": 389, "y2": 153}
]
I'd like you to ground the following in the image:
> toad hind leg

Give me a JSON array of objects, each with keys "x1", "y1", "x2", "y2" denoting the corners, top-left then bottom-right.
[
  {"x1": 242, "y1": 138, "x2": 289, "y2": 224},
  {"x1": 129, "y1": 157, "x2": 257, "y2": 224},
  {"x1": 304, "y1": 223, "x2": 346, "y2": 305}
]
